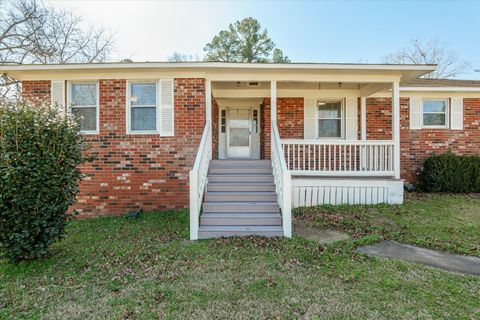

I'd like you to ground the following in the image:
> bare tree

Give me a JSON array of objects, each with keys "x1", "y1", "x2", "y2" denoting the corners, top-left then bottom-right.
[
  {"x1": 167, "y1": 52, "x2": 200, "y2": 62},
  {"x1": 1, "y1": 0, "x2": 115, "y2": 101},
  {"x1": 385, "y1": 38, "x2": 470, "y2": 79}
]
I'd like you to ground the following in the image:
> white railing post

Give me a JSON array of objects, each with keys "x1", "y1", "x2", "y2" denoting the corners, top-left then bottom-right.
[
  {"x1": 189, "y1": 121, "x2": 211, "y2": 240},
  {"x1": 189, "y1": 170, "x2": 199, "y2": 240},
  {"x1": 282, "y1": 170, "x2": 292, "y2": 237},
  {"x1": 271, "y1": 121, "x2": 292, "y2": 238}
]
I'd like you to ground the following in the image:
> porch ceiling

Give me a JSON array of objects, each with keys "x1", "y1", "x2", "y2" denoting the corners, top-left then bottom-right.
[{"x1": 212, "y1": 81, "x2": 391, "y2": 98}]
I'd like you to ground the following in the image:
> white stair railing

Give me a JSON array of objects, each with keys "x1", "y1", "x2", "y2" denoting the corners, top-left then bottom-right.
[
  {"x1": 271, "y1": 121, "x2": 292, "y2": 238},
  {"x1": 281, "y1": 139, "x2": 395, "y2": 177},
  {"x1": 189, "y1": 121, "x2": 211, "y2": 240}
]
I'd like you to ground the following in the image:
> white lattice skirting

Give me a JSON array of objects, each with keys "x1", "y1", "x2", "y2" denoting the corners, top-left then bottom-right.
[{"x1": 292, "y1": 178, "x2": 403, "y2": 208}]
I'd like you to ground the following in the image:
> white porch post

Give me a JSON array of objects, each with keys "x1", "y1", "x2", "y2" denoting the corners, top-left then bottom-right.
[
  {"x1": 392, "y1": 81, "x2": 401, "y2": 179},
  {"x1": 360, "y1": 96, "x2": 367, "y2": 170},
  {"x1": 205, "y1": 79, "x2": 212, "y2": 158},
  {"x1": 360, "y1": 97, "x2": 367, "y2": 141},
  {"x1": 270, "y1": 80, "x2": 277, "y2": 123}
]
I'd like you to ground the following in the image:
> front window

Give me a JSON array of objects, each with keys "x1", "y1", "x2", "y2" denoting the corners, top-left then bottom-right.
[
  {"x1": 128, "y1": 82, "x2": 157, "y2": 133},
  {"x1": 422, "y1": 99, "x2": 448, "y2": 128},
  {"x1": 69, "y1": 82, "x2": 98, "y2": 133},
  {"x1": 317, "y1": 100, "x2": 342, "y2": 138}
]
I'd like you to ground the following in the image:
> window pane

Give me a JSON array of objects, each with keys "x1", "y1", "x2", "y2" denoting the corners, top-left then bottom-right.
[
  {"x1": 131, "y1": 107, "x2": 156, "y2": 131},
  {"x1": 131, "y1": 83, "x2": 156, "y2": 106},
  {"x1": 423, "y1": 100, "x2": 446, "y2": 113},
  {"x1": 319, "y1": 119, "x2": 341, "y2": 137},
  {"x1": 423, "y1": 114, "x2": 446, "y2": 126},
  {"x1": 71, "y1": 83, "x2": 97, "y2": 106},
  {"x1": 318, "y1": 101, "x2": 341, "y2": 118},
  {"x1": 72, "y1": 107, "x2": 96, "y2": 131},
  {"x1": 229, "y1": 128, "x2": 249, "y2": 146}
]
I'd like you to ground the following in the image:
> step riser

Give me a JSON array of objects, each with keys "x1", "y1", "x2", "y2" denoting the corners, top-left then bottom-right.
[
  {"x1": 209, "y1": 168, "x2": 272, "y2": 174},
  {"x1": 205, "y1": 194, "x2": 277, "y2": 202},
  {"x1": 198, "y1": 231, "x2": 283, "y2": 239},
  {"x1": 203, "y1": 204, "x2": 279, "y2": 213},
  {"x1": 200, "y1": 217, "x2": 282, "y2": 226},
  {"x1": 207, "y1": 184, "x2": 276, "y2": 192},
  {"x1": 208, "y1": 176, "x2": 274, "y2": 183}
]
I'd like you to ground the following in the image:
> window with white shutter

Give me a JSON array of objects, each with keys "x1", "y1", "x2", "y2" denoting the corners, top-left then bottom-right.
[
  {"x1": 126, "y1": 79, "x2": 174, "y2": 135},
  {"x1": 450, "y1": 97, "x2": 464, "y2": 130},
  {"x1": 68, "y1": 82, "x2": 99, "y2": 134},
  {"x1": 422, "y1": 98, "x2": 449, "y2": 128},
  {"x1": 159, "y1": 79, "x2": 174, "y2": 136},
  {"x1": 316, "y1": 100, "x2": 344, "y2": 139},
  {"x1": 51, "y1": 80, "x2": 65, "y2": 110}
]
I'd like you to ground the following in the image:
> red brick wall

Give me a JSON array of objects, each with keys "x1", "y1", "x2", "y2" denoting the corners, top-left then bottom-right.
[
  {"x1": 260, "y1": 99, "x2": 271, "y2": 159},
  {"x1": 21, "y1": 80, "x2": 51, "y2": 104},
  {"x1": 261, "y1": 97, "x2": 304, "y2": 159},
  {"x1": 22, "y1": 78, "x2": 205, "y2": 217},
  {"x1": 359, "y1": 97, "x2": 480, "y2": 183},
  {"x1": 401, "y1": 98, "x2": 480, "y2": 183},
  {"x1": 212, "y1": 97, "x2": 219, "y2": 159}
]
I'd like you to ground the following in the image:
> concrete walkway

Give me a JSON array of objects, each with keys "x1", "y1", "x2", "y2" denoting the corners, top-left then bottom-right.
[{"x1": 358, "y1": 241, "x2": 480, "y2": 276}]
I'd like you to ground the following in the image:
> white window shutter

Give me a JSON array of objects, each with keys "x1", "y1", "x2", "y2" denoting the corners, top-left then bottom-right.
[
  {"x1": 409, "y1": 97, "x2": 422, "y2": 129},
  {"x1": 450, "y1": 97, "x2": 464, "y2": 130},
  {"x1": 51, "y1": 80, "x2": 65, "y2": 110},
  {"x1": 345, "y1": 97, "x2": 358, "y2": 140},
  {"x1": 159, "y1": 79, "x2": 174, "y2": 136},
  {"x1": 303, "y1": 98, "x2": 316, "y2": 139}
]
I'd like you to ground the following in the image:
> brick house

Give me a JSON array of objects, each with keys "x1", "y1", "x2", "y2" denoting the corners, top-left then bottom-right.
[{"x1": 2, "y1": 62, "x2": 480, "y2": 239}]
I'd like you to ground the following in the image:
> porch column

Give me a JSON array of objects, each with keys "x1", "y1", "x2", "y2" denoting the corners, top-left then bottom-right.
[
  {"x1": 360, "y1": 97, "x2": 367, "y2": 141},
  {"x1": 205, "y1": 79, "x2": 212, "y2": 158},
  {"x1": 392, "y1": 81, "x2": 401, "y2": 179},
  {"x1": 360, "y1": 96, "x2": 367, "y2": 170},
  {"x1": 270, "y1": 80, "x2": 277, "y2": 123}
]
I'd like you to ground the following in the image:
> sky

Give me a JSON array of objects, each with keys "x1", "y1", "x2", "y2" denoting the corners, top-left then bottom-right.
[{"x1": 46, "y1": 0, "x2": 480, "y2": 79}]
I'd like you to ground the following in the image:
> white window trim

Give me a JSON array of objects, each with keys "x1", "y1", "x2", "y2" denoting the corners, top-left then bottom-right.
[
  {"x1": 422, "y1": 98, "x2": 449, "y2": 129},
  {"x1": 126, "y1": 80, "x2": 160, "y2": 134},
  {"x1": 316, "y1": 99, "x2": 345, "y2": 140},
  {"x1": 67, "y1": 81, "x2": 99, "y2": 134}
]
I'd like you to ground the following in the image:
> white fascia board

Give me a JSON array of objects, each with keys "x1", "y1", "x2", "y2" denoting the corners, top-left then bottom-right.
[
  {"x1": 400, "y1": 86, "x2": 480, "y2": 92},
  {"x1": 0, "y1": 62, "x2": 437, "y2": 72}
]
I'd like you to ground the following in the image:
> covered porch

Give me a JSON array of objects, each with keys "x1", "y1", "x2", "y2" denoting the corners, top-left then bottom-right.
[
  {"x1": 211, "y1": 80, "x2": 402, "y2": 178},
  {"x1": 189, "y1": 63, "x2": 434, "y2": 240}
]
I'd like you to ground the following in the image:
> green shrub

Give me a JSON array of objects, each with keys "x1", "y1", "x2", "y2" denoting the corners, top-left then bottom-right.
[
  {"x1": 0, "y1": 101, "x2": 89, "y2": 262},
  {"x1": 422, "y1": 151, "x2": 480, "y2": 193}
]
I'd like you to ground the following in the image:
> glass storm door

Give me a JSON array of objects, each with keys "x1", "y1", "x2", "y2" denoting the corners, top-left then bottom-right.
[{"x1": 227, "y1": 108, "x2": 251, "y2": 159}]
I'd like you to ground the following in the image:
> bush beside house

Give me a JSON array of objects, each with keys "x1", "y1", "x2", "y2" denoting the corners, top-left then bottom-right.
[
  {"x1": 422, "y1": 151, "x2": 480, "y2": 193},
  {"x1": 0, "y1": 102, "x2": 89, "y2": 262}
]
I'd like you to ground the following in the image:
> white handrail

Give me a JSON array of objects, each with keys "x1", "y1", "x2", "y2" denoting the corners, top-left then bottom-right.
[
  {"x1": 189, "y1": 121, "x2": 211, "y2": 240},
  {"x1": 281, "y1": 139, "x2": 395, "y2": 177},
  {"x1": 271, "y1": 121, "x2": 292, "y2": 238}
]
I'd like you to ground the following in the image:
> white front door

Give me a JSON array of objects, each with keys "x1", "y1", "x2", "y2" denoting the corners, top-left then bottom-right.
[{"x1": 227, "y1": 108, "x2": 251, "y2": 158}]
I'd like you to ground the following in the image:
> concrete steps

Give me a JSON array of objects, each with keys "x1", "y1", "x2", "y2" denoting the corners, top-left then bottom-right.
[{"x1": 198, "y1": 160, "x2": 283, "y2": 239}]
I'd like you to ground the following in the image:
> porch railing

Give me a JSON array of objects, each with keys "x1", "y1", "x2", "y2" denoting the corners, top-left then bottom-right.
[
  {"x1": 189, "y1": 121, "x2": 211, "y2": 240},
  {"x1": 281, "y1": 139, "x2": 395, "y2": 177},
  {"x1": 271, "y1": 121, "x2": 292, "y2": 238}
]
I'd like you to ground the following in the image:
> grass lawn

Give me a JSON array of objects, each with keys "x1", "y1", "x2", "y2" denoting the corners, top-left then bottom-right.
[{"x1": 1, "y1": 194, "x2": 479, "y2": 319}]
